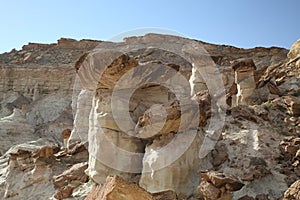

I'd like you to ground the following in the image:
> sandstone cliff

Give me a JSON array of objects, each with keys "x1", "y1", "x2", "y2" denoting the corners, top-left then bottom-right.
[
  {"x1": 0, "y1": 38, "x2": 100, "y2": 154},
  {"x1": 0, "y1": 34, "x2": 299, "y2": 200}
]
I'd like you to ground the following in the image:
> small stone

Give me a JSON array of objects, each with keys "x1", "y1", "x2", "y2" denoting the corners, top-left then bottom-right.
[
  {"x1": 152, "y1": 190, "x2": 177, "y2": 200},
  {"x1": 198, "y1": 181, "x2": 221, "y2": 200}
]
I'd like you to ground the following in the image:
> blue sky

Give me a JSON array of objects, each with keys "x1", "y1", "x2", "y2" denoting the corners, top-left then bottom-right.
[{"x1": 0, "y1": 0, "x2": 299, "y2": 53}]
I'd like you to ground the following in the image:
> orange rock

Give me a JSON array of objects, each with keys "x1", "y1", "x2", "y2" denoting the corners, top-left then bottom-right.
[
  {"x1": 283, "y1": 180, "x2": 300, "y2": 200},
  {"x1": 85, "y1": 176, "x2": 154, "y2": 200}
]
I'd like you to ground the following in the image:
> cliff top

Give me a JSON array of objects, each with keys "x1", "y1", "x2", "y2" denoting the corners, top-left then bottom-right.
[
  {"x1": 0, "y1": 38, "x2": 101, "y2": 67},
  {"x1": 0, "y1": 34, "x2": 288, "y2": 68}
]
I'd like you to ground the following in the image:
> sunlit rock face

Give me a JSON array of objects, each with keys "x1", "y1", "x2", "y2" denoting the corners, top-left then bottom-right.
[
  {"x1": 85, "y1": 175, "x2": 154, "y2": 200},
  {"x1": 68, "y1": 89, "x2": 93, "y2": 145},
  {"x1": 0, "y1": 38, "x2": 100, "y2": 154},
  {"x1": 76, "y1": 34, "x2": 298, "y2": 198},
  {"x1": 288, "y1": 39, "x2": 300, "y2": 72},
  {"x1": 232, "y1": 59, "x2": 257, "y2": 106},
  {"x1": 2, "y1": 34, "x2": 300, "y2": 199},
  {"x1": 77, "y1": 34, "x2": 209, "y2": 196},
  {"x1": 139, "y1": 131, "x2": 201, "y2": 195}
]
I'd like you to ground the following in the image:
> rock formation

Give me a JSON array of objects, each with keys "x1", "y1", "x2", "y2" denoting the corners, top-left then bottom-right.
[
  {"x1": 0, "y1": 35, "x2": 300, "y2": 199},
  {"x1": 68, "y1": 89, "x2": 93, "y2": 145},
  {"x1": 287, "y1": 39, "x2": 300, "y2": 76},
  {"x1": 0, "y1": 108, "x2": 35, "y2": 154},
  {"x1": 52, "y1": 162, "x2": 88, "y2": 199},
  {"x1": 0, "y1": 38, "x2": 100, "y2": 155},
  {"x1": 0, "y1": 38, "x2": 99, "y2": 199},
  {"x1": 231, "y1": 59, "x2": 257, "y2": 106}
]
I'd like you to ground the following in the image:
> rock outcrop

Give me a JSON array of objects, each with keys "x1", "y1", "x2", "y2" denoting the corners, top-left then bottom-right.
[
  {"x1": 0, "y1": 139, "x2": 58, "y2": 199},
  {"x1": 74, "y1": 34, "x2": 295, "y2": 199},
  {"x1": 0, "y1": 139, "x2": 90, "y2": 200},
  {"x1": 1, "y1": 34, "x2": 300, "y2": 199},
  {"x1": 287, "y1": 39, "x2": 300, "y2": 76},
  {"x1": 77, "y1": 35, "x2": 217, "y2": 196},
  {"x1": 52, "y1": 162, "x2": 88, "y2": 199},
  {"x1": 231, "y1": 59, "x2": 256, "y2": 106},
  {"x1": 0, "y1": 38, "x2": 100, "y2": 154},
  {"x1": 68, "y1": 89, "x2": 93, "y2": 145}
]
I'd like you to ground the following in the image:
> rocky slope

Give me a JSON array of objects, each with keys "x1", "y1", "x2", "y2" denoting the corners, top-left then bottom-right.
[
  {"x1": 0, "y1": 34, "x2": 299, "y2": 200},
  {"x1": 0, "y1": 38, "x2": 100, "y2": 154}
]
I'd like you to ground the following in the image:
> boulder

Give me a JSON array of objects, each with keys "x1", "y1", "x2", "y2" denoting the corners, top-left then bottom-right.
[
  {"x1": 198, "y1": 181, "x2": 221, "y2": 200},
  {"x1": 200, "y1": 171, "x2": 244, "y2": 191},
  {"x1": 198, "y1": 171, "x2": 244, "y2": 200},
  {"x1": 283, "y1": 180, "x2": 300, "y2": 200},
  {"x1": 152, "y1": 190, "x2": 178, "y2": 200},
  {"x1": 85, "y1": 176, "x2": 154, "y2": 200},
  {"x1": 52, "y1": 162, "x2": 89, "y2": 199}
]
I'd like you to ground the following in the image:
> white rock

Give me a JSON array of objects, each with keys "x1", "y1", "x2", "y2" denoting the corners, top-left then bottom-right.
[
  {"x1": 139, "y1": 131, "x2": 201, "y2": 196},
  {"x1": 0, "y1": 109, "x2": 36, "y2": 154},
  {"x1": 68, "y1": 89, "x2": 93, "y2": 145}
]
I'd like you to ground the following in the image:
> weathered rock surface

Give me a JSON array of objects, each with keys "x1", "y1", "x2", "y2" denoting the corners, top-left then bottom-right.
[
  {"x1": 0, "y1": 139, "x2": 90, "y2": 200},
  {"x1": 152, "y1": 190, "x2": 178, "y2": 200},
  {"x1": 231, "y1": 59, "x2": 257, "y2": 106},
  {"x1": 53, "y1": 162, "x2": 88, "y2": 199},
  {"x1": 78, "y1": 35, "x2": 208, "y2": 197},
  {"x1": 1, "y1": 34, "x2": 300, "y2": 200},
  {"x1": 287, "y1": 39, "x2": 300, "y2": 75},
  {"x1": 68, "y1": 89, "x2": 93, "y2": 145},
  {"x1": 0, "y1": 139, "x2": 58, "y2": 199},
  {"x1": 139, "y1": 131, "x2": 201, "y2": 196},
  {"x1": 283, "y1": 180, "x2": 300, "y2": 200},
  {"x1": 0, "y1": 108, "x2": 36, "y2": 154},
  {"x1": 198, "y1": 171, "x2": 244, "y2": 200},
  {"x1": 85, "y1": 176, "x2": 154, "y2": 200},
  {"x1": 0, "y1": 39, "x2": 100, "y2": 156},
  {"x1": 75, "y1": 34, "x2": 299, "y2": 199}
]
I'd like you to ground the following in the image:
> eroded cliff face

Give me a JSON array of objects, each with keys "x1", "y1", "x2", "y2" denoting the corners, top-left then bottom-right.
[
  {"x1": 0, "y1": 34, "x2": 300, "y2": 200},
  {"x1": 75, "y1": 34, "x2": 300, "y2": 200},
  {"x1": 0, "y1": 38, "x2": 100, "y2": 154}
]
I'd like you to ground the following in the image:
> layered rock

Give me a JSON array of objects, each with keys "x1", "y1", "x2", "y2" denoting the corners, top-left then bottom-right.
[
  {"x1": 0, "y1": 139, "x2": 90, "y2": 200},
  {"x1": 52, "y1": 162, "x2": 88, "y2": 199},
  {"x1": 0, "y1": 38, "x2": 100, "y2": 154},
  {"x1": 83, "y1": 54, "x2": 146, "y2": 183},
  {"x1": 75, "y1": 34, "x2": 299, "y2": 199},
  {"x1": 1, "y1": 34, "x2": 300, "y2": 199},
  {"x1": 77, "y1": 34, "x2": 212, "y2": 197},
  {"x1": 0, "y1": 139, "x2": 58, "y2": 199},
  {"x1": 231, "y1": 59, "x2": 256, "y2": 106}
]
